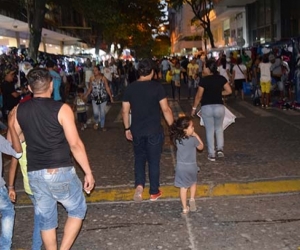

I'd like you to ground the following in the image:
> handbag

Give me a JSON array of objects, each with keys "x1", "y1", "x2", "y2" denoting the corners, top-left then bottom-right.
[
  {"x1": 243, "y1": 82, "x2": 252, "y2": 95},
  {"x1": 94, "y1": 94, "x2": 104, "y2": 105}
]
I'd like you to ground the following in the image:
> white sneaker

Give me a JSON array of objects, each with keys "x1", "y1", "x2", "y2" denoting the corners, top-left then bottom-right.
[
  {"x1": 207, "y1": 155, "x2": 216, "y2": 162},
  {"x1": 217, "y1": 150, "x2": 224, "y2": 158},
  {"x1": 84, "y1": 124, "x2": 87, "y2": 128},
  {"x1": 133, "y1": 185, "x2": 143, "y2": 202}
]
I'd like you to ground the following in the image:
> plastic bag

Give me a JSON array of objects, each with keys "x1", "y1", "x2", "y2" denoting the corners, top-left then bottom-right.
[
  {"x1": 166, "y1": 71, "x2": 172, "y2": 83},
  {"x1": 197, "y1": 106, "x2": 236, "y2": 130}
]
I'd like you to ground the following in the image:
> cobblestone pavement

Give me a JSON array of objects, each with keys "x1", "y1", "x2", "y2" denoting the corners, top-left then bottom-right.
[{"x1": 4, "y1": 83, "x2": 300, "y2": 249}]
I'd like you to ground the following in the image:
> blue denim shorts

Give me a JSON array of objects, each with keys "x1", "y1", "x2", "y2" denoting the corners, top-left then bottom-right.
[
  {"x1": 0, "y1": 186, "x2": 14, "y2": 211},
  {"x1": 28, "y1": 167, "x2": 87, "y2": 231}
]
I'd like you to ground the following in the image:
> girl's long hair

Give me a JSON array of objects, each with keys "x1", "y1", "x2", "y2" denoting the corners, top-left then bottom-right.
[{"x1": 169, "y1": 116, "x2": 192, "y2": 148}]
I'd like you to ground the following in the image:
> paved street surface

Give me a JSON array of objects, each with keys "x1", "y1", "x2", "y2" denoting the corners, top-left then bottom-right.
[
  {"x1": 4, "y1": 82, "x2": 300, "y2": 249},
  {"x1": 13, "y1": 194, "x2": 300, "y2": 250}
]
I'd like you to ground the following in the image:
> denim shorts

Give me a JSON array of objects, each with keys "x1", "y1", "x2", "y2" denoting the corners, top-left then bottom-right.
[{"x1": 28, "y1": 167, "x2": 87, "y2": 231}]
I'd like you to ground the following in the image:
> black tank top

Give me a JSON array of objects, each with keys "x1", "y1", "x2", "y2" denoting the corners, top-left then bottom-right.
[{"x1": 17, "y1": 97, "x2": 72, "y2": 172}]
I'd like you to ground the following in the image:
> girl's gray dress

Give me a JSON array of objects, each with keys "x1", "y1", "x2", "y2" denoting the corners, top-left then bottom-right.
[{"x1": 174, "y1": 136, "x2": 200, "y2": 188}]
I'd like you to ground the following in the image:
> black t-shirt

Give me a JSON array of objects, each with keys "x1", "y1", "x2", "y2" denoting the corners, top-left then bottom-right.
[
  {"x1": 123, "y1": 80, "x2": 166, "y2": 136},
  {"x1": 199, "y1": 75, "x2": 227, "y2": 106},
  {"x1": 17, "y1": 97, "x2": 72, "y2": 171},
  {"x1": 1, "y1": 81, "x2": 20, "y2": 111}
]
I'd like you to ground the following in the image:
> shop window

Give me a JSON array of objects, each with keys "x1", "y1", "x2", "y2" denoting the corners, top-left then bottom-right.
[
  {"x1": 231, "y1": 29, "x2": 236, "y2": 39},
  {"x1": 237, "y1": 27, "x2": 243, "y2": 38}
]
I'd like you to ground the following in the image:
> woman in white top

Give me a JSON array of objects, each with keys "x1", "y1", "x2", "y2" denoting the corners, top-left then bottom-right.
[
  {"x1": 218, "y1": 56, "x2": 231, "y2": 82},
  {"x1": 232, "y1": 57, "x2": 247, "y2": 100},
  {"x1": 258, "y1": 54, "x2": 272, "y2": 108}
]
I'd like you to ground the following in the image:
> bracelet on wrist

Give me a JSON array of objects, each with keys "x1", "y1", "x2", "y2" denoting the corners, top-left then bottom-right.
[
  {"x1": 192, "y1": 107, "x2": 197, "y2": 110},
  {"x1": 7, "y1": 185, "x2": 14, "y2": 189},
  {"x1": 124, "y1": 127, "x2": 131, "y2": 131}
]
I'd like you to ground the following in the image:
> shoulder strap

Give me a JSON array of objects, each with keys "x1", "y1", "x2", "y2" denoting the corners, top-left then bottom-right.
[{"x1": 237, "y1": 64, "x2": 244, "y2": 75}]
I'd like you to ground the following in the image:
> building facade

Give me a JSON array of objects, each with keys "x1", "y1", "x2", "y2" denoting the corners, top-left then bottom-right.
[
  {"x1": 0, "y1": 2, "x2": 91, "y2": 55},
  {"x1": 169, "y1": 0, "x2": 300, "y2": 56},
  {"x1": 247, "y1": 0, "x2": 300, "y2": 45},
  {"x1": 169, "y1": 5, "x2": 202, "y2": 56}
]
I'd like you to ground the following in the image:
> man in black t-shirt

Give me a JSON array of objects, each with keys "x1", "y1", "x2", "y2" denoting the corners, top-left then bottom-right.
[{"x1": 122, "y1": 58, "x2": 174, "y2": 202}]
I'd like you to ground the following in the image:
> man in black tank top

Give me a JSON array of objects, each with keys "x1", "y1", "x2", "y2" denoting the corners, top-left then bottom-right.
[{"x1": 13, "y1": 68, "x2": 95, "y2": 250}]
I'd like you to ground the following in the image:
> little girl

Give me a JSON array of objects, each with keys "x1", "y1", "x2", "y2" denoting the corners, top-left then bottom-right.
[{"x1": 170, "y1": 116, "x2": 204, "y2": 215}]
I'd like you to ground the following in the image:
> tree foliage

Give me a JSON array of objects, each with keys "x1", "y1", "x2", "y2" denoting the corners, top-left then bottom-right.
[
  {"x1": 152, "y1": 35, "x2": 171, "y2": 58},
  {"x1": 71, "y1": 0, "x2": 167, "y2": 58},
  {"x1": 167, "y1": 0, "x2": 215, "y2": 48},
  {"x1": 6, "y1": 0, "x2": 168, "y2": 60}
]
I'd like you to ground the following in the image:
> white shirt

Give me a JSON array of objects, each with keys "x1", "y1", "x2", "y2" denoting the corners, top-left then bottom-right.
[
  {"x1": 84, "y1": 67, "x2": 93, "y2": 83},
  {"x1": 233, "y1": 64, "x2": 247, "y2": 80},
  {"x1": 259, "y1": 62, "x2": 271, "y2": 82},
  {"x1": 103, "y1": 67, "x2": 112, "y2": 81},
  {"x1": 218, "y1": 64, "x2": 230, "y2": 81}
]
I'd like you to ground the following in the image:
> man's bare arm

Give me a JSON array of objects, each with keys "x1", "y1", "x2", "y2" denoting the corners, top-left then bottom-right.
[
  {"x1": 159, "y1": 98, "x2": 174, "y2": 126},
  {"x1": 58, "y1": 104, "x2": 95, "y2": 192}
]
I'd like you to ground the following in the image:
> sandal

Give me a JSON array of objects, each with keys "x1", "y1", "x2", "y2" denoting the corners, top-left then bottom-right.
[{"x1": 181, "y1": 206, "x2": 190, "y2": 215}]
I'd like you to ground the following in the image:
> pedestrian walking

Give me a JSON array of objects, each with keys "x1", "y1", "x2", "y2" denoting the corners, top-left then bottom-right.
[
  {"x1": 46, "y1": 60, "x2": 62, "y2": 102},
  {"x1": 86, "y1": 65, "x2": 114, "y2": 131},
  {"x1": 8, "y1": 140, "x2": 43, "y2": 250},
  {"x1": 258, "y1": 54, "x2": 272, "y2": 108},
  {"x1": 232, "y1": 57, "x2": 247, "y2": 100},
  {"x1": 0, "y1": 108, "x2": 22, "y2": 250},
  {"x1": 1, "y1": 65, "x2": 21, "y2": 121},
  {"x1": 73, "y1": 87, "x2": 88, "y2": 131},
  {"x1": 170, "y1": 116, "x2": 204, "y2": 215},
  {"x1": 14, "y1": 68, "x2": 95, "y2": 250},
  {"x1": 8, "y1": 96, "x2": 42, "y2": 250},
  {"x1": 191, "y1": 58, "x2": 232, "y2": 162},
  {"x1": 187, "y1": 58, "x2": 199, "y2": 99},
  {"x1": 122, "y1": 58, "x2": 174, "y2": 202}
]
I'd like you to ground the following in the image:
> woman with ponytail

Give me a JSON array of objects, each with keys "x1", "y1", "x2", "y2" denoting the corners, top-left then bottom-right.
[{"x1": 191, "y1": 58, "x2": 232, "y2": 162}]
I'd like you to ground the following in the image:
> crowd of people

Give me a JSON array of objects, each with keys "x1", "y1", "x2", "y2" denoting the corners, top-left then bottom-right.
[
  {"x1": 0, "y1": 46, "x2": 298, "y2": 249},
  {"x1": 157, "y1": 48, "x2": 296, "y2": 109}
]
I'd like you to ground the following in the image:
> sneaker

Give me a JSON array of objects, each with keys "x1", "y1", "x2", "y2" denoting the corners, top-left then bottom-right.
[
  {"x1": 93, "y1": 123, "x2": 99, "y2": 130},
  {"x1": 133, "y1": 185, "x2": 143, "y2": 202},
  {"x1": 150, "y1": 190, "x2": 162, "y2": 201},
  {"x1": 261, "y1": 104, "x2": 265, "y2": 108},
  {"x1": 189, "y1": 199, "x2": 196, "y2": 212},
  {"x1": 207, "y1": 155, "x2": 216, "y2": 162},
  {"x1": 83, "y1": 124, "x2": 87, "y2": 129},
  {"x1": 217, "y1": 150, "x2": 224, "y2": 158}
]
